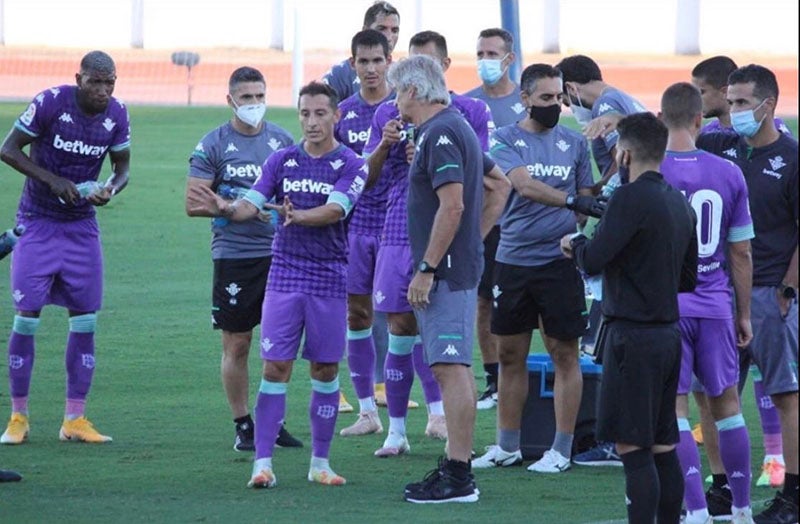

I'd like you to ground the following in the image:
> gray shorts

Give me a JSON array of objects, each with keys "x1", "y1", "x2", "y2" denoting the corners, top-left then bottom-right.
[
  {"x1": 414, "y1": 280, "x2": 477, "y2": 366},
  {"x1": 749, "y1": 286, "x2": 798, "y2": 396}
]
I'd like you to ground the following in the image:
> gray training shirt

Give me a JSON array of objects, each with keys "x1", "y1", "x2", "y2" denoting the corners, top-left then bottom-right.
[
  {"x1": 463, "y1": 84, "x2": 526, "y2": 128},
  {"x1": 590, "y1": 87, "x2": 647, "y2": 175}
]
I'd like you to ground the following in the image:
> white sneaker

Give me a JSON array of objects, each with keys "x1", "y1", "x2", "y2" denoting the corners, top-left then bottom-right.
[
  {"x1": 682, "y1": 509, "x2": 712, "y2": 524},
  {"x1": 471, "y1": 445, "x2": 523, "y2": 468},
  {"x1": 527, "y1": 449, "x2": 571, "y2": 473}
]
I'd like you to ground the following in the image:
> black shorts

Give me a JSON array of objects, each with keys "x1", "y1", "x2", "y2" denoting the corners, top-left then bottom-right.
[
  {"x1": 596, "y1": 321, "x2": 681, "y2": 448},
  {"x1": 490, "y1": 258, "x2": 587, "y2": 340},
  {"x1": 212, "y1": 257, "x2": 271, "y2": 333},
  {"x1": 478, "y1": 225, "x2": 500, "y2": 300}
]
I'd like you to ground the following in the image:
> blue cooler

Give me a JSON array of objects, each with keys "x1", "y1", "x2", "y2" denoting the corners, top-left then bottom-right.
[{"x1": 519, "y1": 354, "x2": 602, "y2": 460}]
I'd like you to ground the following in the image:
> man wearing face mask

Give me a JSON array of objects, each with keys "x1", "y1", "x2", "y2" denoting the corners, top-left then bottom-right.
[
  {"x1": 463, "y1": 27, "x2": 524, "y2": 412},
  {"x1": 185, "y1": 67, "x2": 302, "y2": 453},
  {"x1": 472, "y1": 64, "x2": 602, "y2": 474},
  {"x1": 697, "y1": 64, "x2": 798, "y2": 524}
]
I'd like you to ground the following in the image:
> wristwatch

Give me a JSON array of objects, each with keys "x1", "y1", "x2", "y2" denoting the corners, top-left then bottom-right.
[
  {"x1": 418, "y1": 261, "x2": 437, "y2": 274},
  {"x1": 779, "y1": 283, "x2": 797, "y2": 300}
]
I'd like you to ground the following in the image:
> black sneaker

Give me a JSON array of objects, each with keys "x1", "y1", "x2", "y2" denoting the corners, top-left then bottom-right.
[
  {"x1": 275, "y1": 424, "x2": 303, "y2": 448},
  {"x1": 0, "y1": 469, "x2": 22, "y2": 482},
  {"x1": 706, "y1": 485, "x2": 733, "y2": 520},
  {"x1": 476, "y1": 383, "x2": 497, "y2": 410},
  {"x1": 754, "y1": 491, "x2": 799, "y2": 524},
  {"x1": 404, "y1": 458, "x2": 479, "y2": 504},
  {"x1": 234, "y1": 420, "x2": 255, "y2": 452}
]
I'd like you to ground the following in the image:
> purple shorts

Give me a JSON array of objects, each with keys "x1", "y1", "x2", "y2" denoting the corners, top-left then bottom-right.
[
  {"x1": 259, "y1": 291, "x2": 346, "y2": 364},
  {"x1": 346, "y1": 232, "x2": 380, "y2": 296},
  {"x1": 678, "y1": 317, "x2": 738, "y2": 397},
  {"x1": 11, "y1": 217, "x2": 103, "y2": 312},
  {"x1": 373, "y1": 244, "x2": 413, "y2": 314}
]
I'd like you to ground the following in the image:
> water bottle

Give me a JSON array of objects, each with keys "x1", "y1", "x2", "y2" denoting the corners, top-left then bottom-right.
[
  {"x1": 76, "y1": 180, "x2": 104, "y2": 198},
  {"x1": 0, "y1": 225, "x2": 25, "y2": 261}
]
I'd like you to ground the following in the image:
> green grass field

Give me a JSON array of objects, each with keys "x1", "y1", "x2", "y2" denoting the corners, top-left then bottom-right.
[{"x1": 0, "y1": 102, "x2": 795, "y2": 523}]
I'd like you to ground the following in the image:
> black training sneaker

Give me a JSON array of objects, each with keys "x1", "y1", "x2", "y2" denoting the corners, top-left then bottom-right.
[
  {"x1": 233, "y1": 420, "x2": 255, "y2": 452},
  {"x1": 706, "y1": 485, "x2": 733, "y2": 520},
  {"x1": 404, "y1": 458, "x2": 479, "y2": 504},
  {"x1": 476, "y1": 383, "x2": 497, "y2": 410},
  {"x1": 754, "y1": 491, "x2": 799, "y2": 524},
  {"x1": 275, "y1": 424, "x2": 303, "y2": 448}
]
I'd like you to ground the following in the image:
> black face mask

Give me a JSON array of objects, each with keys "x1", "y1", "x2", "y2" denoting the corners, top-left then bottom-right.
[{"x1": 529, "y1": 103, "x2": 561, "y2": 128}]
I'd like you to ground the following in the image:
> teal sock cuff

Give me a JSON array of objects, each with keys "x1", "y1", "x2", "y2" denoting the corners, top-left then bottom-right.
[
  {"x1": 259, "y1": 379, "x2": 288, "y2": 395},
  {"x1": 750, "y1": 365, "x2": 763, "y2": 381},
  {"x1": 716, "y1": 414, "x2": 745, "y2": 432},
  {"x1": 311, "y1": 377, "x2": 340, "y2": 394},
  {"x1": 388, "y1": 334, "x2": 415, "y2": 355},
  {"x1": 69, "y1": 313, "x2": 97, "y2": 333},
  {"x1": 347, "y1": 327, "x2": 372, "y2": 340},
  {"x1": 12, "y1": 316, "x2": 40, "y2": 336},
  {"x1": 677, "y1": 418, "x2": 691, "y2": 432}
]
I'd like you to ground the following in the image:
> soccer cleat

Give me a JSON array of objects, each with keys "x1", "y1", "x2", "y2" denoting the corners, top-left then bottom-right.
[
  {"x1": 756, "y1": 458, "x2": 786, "y2": 488},
  {"x1": 471, "y1": 445, "x2": 523, "y2": 468},
  {"x1": 753, "y1": 492, "x2": 798, "y2": 524},
  {"x1": 476, "y1": 384, "x2": 497, "y2": 410},
  {"x1": 731, "y1": 507, "x2": 754, "y2": 524},
  {"x1": 0, "y1": 413, "x2": 30, "y2": 445},
  {"x1": 248, "y1": 466, "x2": 277, "y2": 489},
  {"x1": 572, "y1": 441, "x2": 622, "y2": 466},
  {"x1": 682, "y1": 509, "x2": 713, "y2": 524},
  {"x1": 59, "y1": 417, "x2": 112, "y2": 443},
  {"x1": 528, "y1": 449, "x2": 571, "y2": 473},
  {"x1": 308, "y1": 465, "x2": 346, "y2": 486},
  {"x1": 692, "y1": 423, "x2": 704, "y2": 445},
  {"x1": 233, "y1": 420, "x2": 255, "y2": 452},
  {"x1": 339, "y1": 410, "x2": 383, "y2": 436},
  {"x1": 374, "y1": 432, "x2": 411, "y2": 457},
  {"x1": 338, "y1": 392, "x2": 354, "y2": 413},
  {"x1": 404, "y1": 458, "x2": 478, "y2": 504},
  {"x1": 374, "y1": 383, "x2": 419, "y2": 409},
  {"x1": 275, "y1": 424, "x2": 303, "y2": 448},
  {"x1": 0, "y1": 469, "x2": 22, "y2": 482},
  {"x1": 705, "y1": 485, "x2": 733, "y2": 520},
  {"x1": 425, "y1": 414, "x2": 447, "y2": 440}
]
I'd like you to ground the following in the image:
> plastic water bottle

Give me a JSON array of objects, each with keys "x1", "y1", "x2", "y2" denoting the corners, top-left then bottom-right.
[
  {"x1": 0, "y1": 225, "x2": 25, "y2": 261},
  {"x1": 76, "y1": 180, "x2": 104, "y2": 198}
]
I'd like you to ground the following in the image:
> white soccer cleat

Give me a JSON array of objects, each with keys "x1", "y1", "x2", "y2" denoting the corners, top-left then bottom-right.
[
  {"x1": 374, "y1": 431, "x2": 410, "y2": 457},
  {"x1": 528, "y1": 449, "x2": 571, "y2": 473},
  {"x1": 471, "y1": 445, "x2": 523, "y2": 469},
  {"x1": 339, "y1": 410, "x2": 383, "y2": 436}
]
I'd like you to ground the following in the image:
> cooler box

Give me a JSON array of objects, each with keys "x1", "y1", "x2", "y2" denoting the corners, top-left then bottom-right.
[{"x1": 520, "y1": 354, "x2": 602, "y2": 460}]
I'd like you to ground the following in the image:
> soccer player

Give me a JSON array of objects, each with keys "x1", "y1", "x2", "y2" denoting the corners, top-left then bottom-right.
[
  {"x1": 388, "y1": 54, "x2": 509, "y2": 504},
  {"x1": 185, "y1": 66, "x2": 302, "y2": 452},
  {"x1": 471, "y1": 64, "x2": 601, "y2": 474},
  {"x1": 463, "y1": 27, "x2": 524, "y2": 411},
  {"x1": 563, "y1": 112, "x2": 698, "y2": 524},
  {"x1": 333, "y1": 29, "x2": 394, "y2": 436},
  {"x1": 659, "y1": 82, "x2": 755, "y2": 524},
  {"x1": 0, "y1": 51, "x2": 129, "y2": 445},
  {"x1": 322, "y1": 1, "x2": 401, "y2": 103},
  {"x1": 187, "y1": 82, "x2": 365, "y2": 489},
  {"x1": 697, "y1": 64, "x2": 798, "y2": 524}
]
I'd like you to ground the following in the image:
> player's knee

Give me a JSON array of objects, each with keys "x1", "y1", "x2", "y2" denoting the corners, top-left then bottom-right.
[
  {"x1": 69, "y1": 313, "x2": 97, "y2": 333},
  {"x1": 347, "y1": 307, "x2": 372, "y2": 330},
  {"x1": 310, "y1": 365, "x2": 339, "y2": 385},
  {"x1": 12, "y1": 315, "x2": 41, "y2": 336}
]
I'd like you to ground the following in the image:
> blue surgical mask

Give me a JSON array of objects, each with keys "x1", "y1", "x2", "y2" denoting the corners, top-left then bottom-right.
[
  {"x1": 730, "y1": 99, "x2": 767, "y2": 137},
  {"x1": 477, "y1": 54, "x2": 509, "y2": 86}
]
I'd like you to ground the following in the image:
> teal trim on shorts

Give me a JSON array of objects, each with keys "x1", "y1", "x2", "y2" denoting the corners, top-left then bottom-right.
[
  {"x1": 437, "y1": 334, "x2": 463, "y2": 340},
  {"x1": 69, "y1": 313, "x2": 97, "y2": 333},
  {"x1": 716, "y1": 413, "x2": 745, "y2": 432},
  {"x1": 311, "y1": 377, "x2": 340, "y2": 394},
  {"x1": 327, "y1": 191, "x2": 352, "y2": 218},
  {"x1": 677, "y1": 418, "x2": 691, "y2": 432},
  {"x1": 259, "y1": 379, "x2": 288, "y2": 395},
  {"x1": 12, "y1": 316, "x2": 41, "y2": 336},
  {"x1": 347, "y1": 327, "x2": 372, "y2": 340},
  {"x1": 388, "y1": 334, "x2": 415, "y2": 355}
]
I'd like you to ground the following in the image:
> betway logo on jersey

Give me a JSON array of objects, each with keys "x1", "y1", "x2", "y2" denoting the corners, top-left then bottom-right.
[
  {"x1": 526, "y1": 163, "x2": 572, "y2": 181},
  {"x1": 283, "y1": 178, "x2": 333, "y2": 194},
  {"x1": 347, "y1": 129, "x2": 369, "y2": 144},
  {"x1": 52, "y1": 134, "x2": 108, "y2": 156},
  {"x1": 225, "y1": 164, "x2": 261, "y2": 178}
]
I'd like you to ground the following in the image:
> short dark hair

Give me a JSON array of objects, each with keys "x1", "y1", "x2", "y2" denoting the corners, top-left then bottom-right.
[
  {"x1": 228, "y1": 66, "x2": 265, "y2": 92},
  {"x1": 409, "y1": 30, "x2": 448, "y2": 59},
  {"x1": 80, "y1": 50, "x2": 115, "y2": 75},
  {"x1": 298, "y1": 81, "x2": 339, "y2": 109},
  {"x1": 728, "y1": 64, "x2": 779, "y2": 101},
  {"x1": 363, "y1": 1, "x2": 399, "y2": 27},
  {"x1": 617, "y1": 112, "x2": 668, "y2": 165},
  {"x1": 691, "y1": 56, "x2": 737, "y2": 89},
  {"x1": 520, "y1": 63, "x2": 562, "y2": 94},
  {"x1": 351, "y1": 29, "x2": 390, "y2": 58},
  {"x1": 478, "y1": 28, "x2": 514, "y2": 53},
  {"x1": 555, "y1": 55, "x2": 602, "y2": 84},
  {"x1": 660, "y1": 82, "x2": 702, "y2": 128}
]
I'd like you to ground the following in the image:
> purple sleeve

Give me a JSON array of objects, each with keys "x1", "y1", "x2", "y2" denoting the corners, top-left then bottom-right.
[
  {"x1": 252, "y1": 152, "x2": 280, "y2": 200},
  {"x1": 729, "y1": 165, "x2": 754, "y2": 231},
  {"x1": 110, "y1": 101, "x2": 131, "y2": 151},
  {"x1": 332, "y1": 155, "x2": 367, "y2": 209},
  {"x1": 363, "y1": 105, "x2": 390, "y2": 155},
  {"x1": 15, "y1": 91, "x2": 52, "y2": 137},
  {"x1": 471, "y1": 101, "x2": 491, "y2": 152}
]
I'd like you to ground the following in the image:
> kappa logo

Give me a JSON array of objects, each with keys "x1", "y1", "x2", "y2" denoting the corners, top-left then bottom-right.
[
  {"x1": 35, "y1": 93, "x2": 45, "y2": 105},
  {"x1": 443, "y1": 344, "x2": 459, "y2": 356},
  {"x1": 730, "y1": 471, "x2": 746, "y2": 479},
  {"x1": 194, "y1": 141, "x2": 205, "y2": 152},
  {"x1": 12, "y1": 290, "x2": 24, "y2": 303},
  {"x1": 350, "y1": 371, "x2": 361, "y2": 378},
  {"x1": 514, "y1": 139, "x2": 527, "y2": 148},
  {"x1": 20, "y1": 103, "x2": 36, "y2": 126},
  {"x1": 436, "y1": 135, "x2": 452, "y2": 146},
  {"x1": 374, "y1": 290, "x2": 386, "y2": 304},
  {"x1": 330, "y1": 159, "x2": 344, "y2": 170},
  {"x1": 768, "y1": 156, "x2": 786, "y2": 171},
  {"x1": 268, "y1": 137, "x2": 282, "y2": 150},
  {"x1": 344, "y1": 110, "x2": 358, "y2": 120},
  {"x1": 225, "y1": 142, "x2": 239, "y2": 153},
  {"x1": 556, "y1": 139, "x2": 571, "y2": 152},
  {"x1": 723, "y1": 148, "x2": 738, "y2": 158},
  {"x1": 779, "y1": 122, "x2": 791, "y2": 135},
  {"x1": 634, "y1": 102, "x2": 647, "y2": 112},
  {"x1": 492, "y1": 285, "x2": 502, "y2": 299},
  {"x1": 489, "y1": 137, "x2": 499, "y2": 149},
  {"x1": 49, "y1": 87, "x2": 61, "y2": 97},
  {"x1": 59, "y1": 112, "x2": 74, "y2": 124},
  {"x1": 284, "y1": 158, "x2": 299, "y2": 168},
  {"x1": 102, "y1": 118, "x2": 116, "y2": 132},
  {"x1": 81, "y1": 353, "x2": 96, "y2": 369},
  {"x1": 317, "y1": 405, "x2": 337, "y2": 419},
  {"x1": 686, "y1": 466, "x2": 700, "y2": 476},
  {"x1": 226, "y1": 283, "x2": 241, "y2": 296},
  {"x1": 261, "y1": 337, "x2": 274, "y2": 352},
  {"x1": 8, "y1": 355, "x2": 24, "y2": 370},
  {"x1": 511, "y1": 102, "x2": 526, "y2": 114},
  {"x1": 597, "y1": 102, "x2": 614, "y2": 114}
]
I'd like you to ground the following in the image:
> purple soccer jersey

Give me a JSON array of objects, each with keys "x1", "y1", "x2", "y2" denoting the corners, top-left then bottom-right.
[
  {"x1": 336, "y1": 92, "x2": 394, "y2": 235},
  {"x1": 450, "y1": 92, "x2": 493, "y2": 151},
  {"x1": 661, "y1": 150, "x2": 754, "y2": 319},
  {"x1": 14, "y1": 85, "x2": 131, "y2": 221},
  {"x1": 246, "y1": 143, "x2": 366, "y2": 298}
]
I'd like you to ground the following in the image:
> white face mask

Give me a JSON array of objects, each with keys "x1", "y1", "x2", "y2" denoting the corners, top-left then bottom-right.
[
  {"x1": 232, "y1": 100, "x2": 266, "y2": 128},
  {"x1": 567, "y1": 87, "x2": 593, "y2": 127}
]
